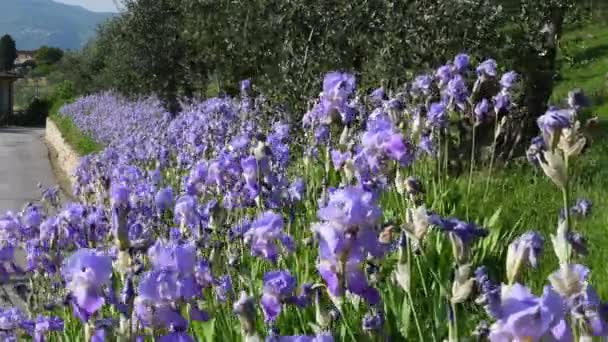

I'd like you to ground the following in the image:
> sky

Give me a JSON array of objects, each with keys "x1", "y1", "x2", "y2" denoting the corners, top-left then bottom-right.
[{"x1": 54, "y1": 0, "x2": 119, "y2": 12}]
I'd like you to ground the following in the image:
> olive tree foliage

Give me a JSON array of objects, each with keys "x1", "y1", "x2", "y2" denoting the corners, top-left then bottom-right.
[
  {"x1": 108, "y1": 0, "x2": 191, "y2": 115},
  {"x1": 72, "y1": 0, "x2": 584, "y2": 137},
  {"x1": 180, "y1": 0, "x2": 504, "y2": 111}
]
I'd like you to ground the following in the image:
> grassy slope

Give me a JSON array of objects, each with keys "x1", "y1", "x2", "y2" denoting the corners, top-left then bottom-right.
[
  {"x1": 457, "y1": 17, "x2": 608, "y2": 296},
  {"x1": 48, "y1": 100, "x2": 102, "y2": 156},
  {"x1": 553, "y1": 17, "x2": 608, "y2": 118},
  {"x1": 551, "y1": 17, "x2": 608, "y2": 292}
]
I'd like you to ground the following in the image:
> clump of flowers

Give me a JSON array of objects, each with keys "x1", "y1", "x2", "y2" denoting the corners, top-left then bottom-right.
[{"x1": 312, "y1": 186, "x2": 384, "y2": 304}]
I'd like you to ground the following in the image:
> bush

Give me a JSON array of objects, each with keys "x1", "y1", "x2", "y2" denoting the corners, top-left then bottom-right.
[{"x1": 9, "y1": 98, "x2": 51, "y2": 126}]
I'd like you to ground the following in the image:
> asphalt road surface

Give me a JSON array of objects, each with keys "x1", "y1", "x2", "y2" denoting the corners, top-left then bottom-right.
[{"x1": 0, "y1": 127, "x2": 56, "y2": 214}]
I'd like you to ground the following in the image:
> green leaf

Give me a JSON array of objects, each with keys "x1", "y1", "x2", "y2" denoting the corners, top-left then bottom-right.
[
  {"x1": 400, "y1": 296, "x2": 411, "y2": 338},
  {"x1": 200, "y1": 318, "x2": 216, "y2": 342},
  {"x1": 486, "y1": 207, "x2": 503, "y2": 228}
]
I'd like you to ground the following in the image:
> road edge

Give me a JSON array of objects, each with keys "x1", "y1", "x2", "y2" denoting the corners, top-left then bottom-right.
[{"x1": 44, "y1": 117, "x2": 80, "y2": 201}]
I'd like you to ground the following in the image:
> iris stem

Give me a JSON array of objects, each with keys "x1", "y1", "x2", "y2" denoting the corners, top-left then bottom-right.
[
  {"x1": 451, "y1": 301, "x2": 459, "y2": 342},
  {"x1": 443, "y1": 130, "x2": 449, "y2": 180},
  {"x1": 483, "y1": 115, "x2": 499, "y2": 200},
  {"x1": 466, "y1": 124, "x2": 477, "y2": 220},
  {"x1": 562, "y1": 153, "x2": 571, "y2": 263},
  {"x1": 437, "y1": 131, "x2": 442, "y2": 197},
  {"x1": 406, "y1": 290, "x2": 425, "y2": 342},
  {"x1": 406, "y1": 240, "x2": 426, "y2": 342}
]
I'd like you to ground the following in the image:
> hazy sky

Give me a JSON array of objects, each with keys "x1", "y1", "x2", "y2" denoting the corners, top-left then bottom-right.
[{"x1": 54, "y1": 0, "x2": 119, "y2": 12}]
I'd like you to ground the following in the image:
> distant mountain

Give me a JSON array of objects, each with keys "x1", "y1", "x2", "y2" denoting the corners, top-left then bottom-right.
[{"x1": 0, "y1": 0, "x2": 114, "y2": 50}]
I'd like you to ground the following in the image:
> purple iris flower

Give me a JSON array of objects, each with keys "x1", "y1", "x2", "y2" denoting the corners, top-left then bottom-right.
[
  {"x1": 568, "y1": 282, "x2": 608, "y2": 337},
  {"x1": 317, "y1": 187, "x2": 380, "y2": 228},
  {"x1": 362, "y1": 311, "x2": 384, "y2": 333},
  {"x1": 567, "y1": 88, "x2": 590, "y2": 110},
  {"x1": 567, "y1": 231, "x2": 588, "y2": 256},
  {"x1": 330, "y1": 149, "x2": 350, "y2": 170},
  {"x1": 381, "y1": 133, "x2": 414, "y2": 166},
  {"x1": 314, "y1": 126, "x2": 330, "y2": 144},
  {"x1": 436, "y1": 64, "x2": 454, "y2": 87},
  {"x1": 22, "y1": 205, "x2": 43, "y2": 229},
  {"x1": 430, "y1": 216, "x2": 488, "y2": 263},
  {"x1": 418, "y1": 134, "x2": 436, "y2": 157},
  {"x1": 489, "y1": 284, "x2": 570, "y2": 341},
  {"x1": 241, "y1": 156, "x2": 258, "y2": 189},
  {"x1": 315, "y1": 243, "x2": 380, "y2": 304},
  {"x1": 506, "y1": 231, "x2": 544, "y2": 283},
  {"x1": 369, "y1": 87, "x2": 387, "y2": 105},
  {"x1": 0, "y1": 308, "x2": 26, "y2": 341},
  {"x1": 158, "y1": 332, "x2": 196, "y2": 342},
  {"x1": 386, "y1": 98, "x2": 403, "y2": 111},
  {"x1": 21, "y1": 315, "x2": 64, "y2": 342},
  {"x1": 229, "y1": 134, "x2": 250, "y2": 152},
  {"x1": 215, "y1": 274, "x2": 233, "y2": 302},
  {"x1": 571, "y1": 198, "x2": 592, "y2": 217},
  {"x1": 155, "y1": 187, "x2": 174, "y2": 213},
  {"x1": 446, "y1": 75, "x2": 469, "y2": 109},
  {"x1": 537, "y1": 108, "x2": 573, "y2": 135},
  {"x1": 507, "y1": 231, "x2": 544, "y2": 268},
  {"x1": 110, "y1": 183, "x2": 130, "y2": 207},
  {"x1": 500, "y1": 71, "x2": 518, "y2": 90},
  {"x1": 303, "y1": 72, "x2": 358, "y2": 125},
  {"x1": 134, "y1": 286, "x2": 188, "y2": 329},
  {"x1": 490, "y1": 283, "x2": 571, "y2": 341},
  {"x1": 476, "y1": 59, "x2": 498, "y2": 78},
  {"x1": 314, "y1": 186, "x2": 384, "y2": 304},
  {"x1": 174, "y1": 195, "x2": 200, "y2": 228},
  {"x1": 454, "y1": 53, "x2": 470, "y2": 73},
  {"x1": 289, "y1": 178, "x2": 305, "y2": 202},
  {"x1": 244, "y1": 211, "x2": 294, "y2": 263},
  {"x1": 267, "y1": 332, "x2": 334, "y2": 342},
  {"x1": 272, "y1": 122, "x2": 290, "y2": 141},
  {"x1": 474, "y1": 98, "x2": 491, "y2": 123},
  {"x1": 475, "y1": 267, "x2": 501, "y2": 318},
  {"x1": 428, "y1": 102, "x2": 448, "y2": 128},
  {"x1": 240, "y1": 79, "x2": 251, "y2": 94},
  {"x1": 411, "y1": 74, "x2": 433, "y2": 97},
  {"x1": 61, "y1": 249, "x2": 113, "y2": 321},
  {"x1": 526, "y1": 136, "x2": 546, "y2": 165},
  {"x1": 148, "y1": 241, "x2": 196, "y2": 274},
  {"x1": 548, "y1": 264, "x2": 590, "y2": 299},
  {"x1": 323, "y1": 72, "x2": 356, "y2": 104},
  {"x1": 493, "y1": 92, "x2": 512, "y2": 115},
  {"x1": 260, "y1": 270, "x2": 297, "y2": 322}
]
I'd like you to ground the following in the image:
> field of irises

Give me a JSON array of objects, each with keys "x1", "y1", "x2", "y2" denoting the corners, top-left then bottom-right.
[{"x1": 0, "y1": 54, "x2": 605, "y2": 341}]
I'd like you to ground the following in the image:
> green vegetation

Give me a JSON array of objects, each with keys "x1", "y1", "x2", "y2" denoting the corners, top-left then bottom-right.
[
  {"x1": 47, "y1": 83, "x2": 101, "y2": 155},
  {"x1": 2, "y1": 2, "x2": 605, "y2": 340},
  {"x1": 0, "y1": 34, "x2": 17, "y2": 71},
  {"x1": 554, "y1": 18, "x2": 608, "y2": 118},
  {"x1": 455, "y1": 15, "x2": 608, "y2": 297},
  {"x1": 48, "y1": 110, "x2": 101, "y2": 156}
]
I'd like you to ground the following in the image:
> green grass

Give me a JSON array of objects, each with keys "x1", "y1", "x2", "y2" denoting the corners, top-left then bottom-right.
[
  {"x1": 553, "y1": 18, "x2": 608, "y2": 118},
  {"x1": 49, "y1": 107, "x2": 102, "y2": 156},
  {"x1": 463, "y1": 16, "x2": 608, "y2": 297}
]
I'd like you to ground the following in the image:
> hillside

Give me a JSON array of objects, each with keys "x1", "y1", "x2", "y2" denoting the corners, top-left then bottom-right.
[{"x1": 0, "y1": 0, "x2": 114, "y2": 50}]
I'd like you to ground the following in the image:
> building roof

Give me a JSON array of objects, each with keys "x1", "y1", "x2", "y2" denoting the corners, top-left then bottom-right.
[
  {"x1": 0, "y1": 71, "x2": 22, "y2": 80},
  {"x1": 17, "y1": 50, "x2": 37, "y2": 56}
]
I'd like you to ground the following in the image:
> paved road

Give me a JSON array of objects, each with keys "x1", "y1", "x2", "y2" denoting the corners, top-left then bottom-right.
[{"x1": 0, "y1": 127, "x2": 56, "y2": 214}]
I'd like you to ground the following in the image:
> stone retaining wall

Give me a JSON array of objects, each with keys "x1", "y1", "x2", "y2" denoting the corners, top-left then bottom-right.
[{"x1": 45, "y1": 117, "x2": 80, "y2": 194}]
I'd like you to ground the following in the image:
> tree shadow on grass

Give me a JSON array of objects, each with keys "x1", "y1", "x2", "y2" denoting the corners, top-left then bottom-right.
[{"x1": 573, "y1": 43, "x2": 608, "y2": 64}]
